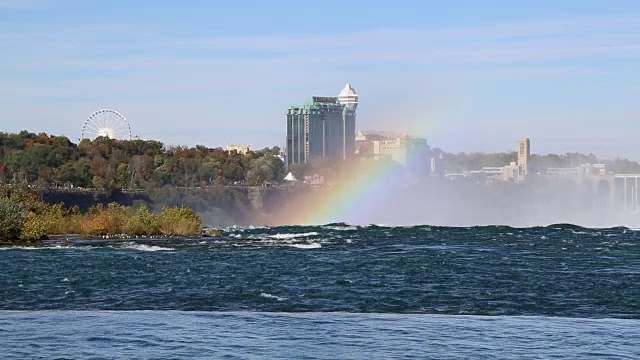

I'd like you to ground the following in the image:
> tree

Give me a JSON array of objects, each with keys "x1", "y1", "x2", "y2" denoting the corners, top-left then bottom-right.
[
  {"x1": 129, "y1": 154, "x2": 153, "y2": 188},
  {"x1": 246, "y1": 156, "x2": 276, "y2": 185},
  {"x1": 0, "y1": 185, "x2": 49, "y2": 241},
  {"x1": 0, "y1": 196, "x2": 26, "y2": 240},
  {"x1": 114, "y1": 163, "x2": 132, "y2": 189},
  {"x1": 56, "y1": 160, "x2": 92, "y2": 188}
]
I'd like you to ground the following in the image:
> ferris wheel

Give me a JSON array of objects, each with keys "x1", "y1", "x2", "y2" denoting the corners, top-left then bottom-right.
[{"x1": 81, "y1": 109, "x2": 132, "y2": 140}]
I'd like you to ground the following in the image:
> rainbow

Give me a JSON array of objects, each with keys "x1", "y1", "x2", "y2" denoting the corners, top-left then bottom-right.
[{"x1": 277, "y1": 159, "x2": 405, "y2": 226}]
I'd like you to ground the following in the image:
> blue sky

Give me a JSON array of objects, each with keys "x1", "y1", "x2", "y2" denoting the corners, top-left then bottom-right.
[{"x1": 1, "y1": 0, "x2": 640, "y2": 159}]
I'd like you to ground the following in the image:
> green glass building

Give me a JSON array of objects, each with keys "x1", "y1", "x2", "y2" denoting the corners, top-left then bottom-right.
[{"x1": 286, "y1": 96, "x2": 356, "y2": 166}]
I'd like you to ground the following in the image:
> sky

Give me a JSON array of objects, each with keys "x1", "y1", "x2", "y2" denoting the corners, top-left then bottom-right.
[{"x1": 1, "y1": 0, "x2": 640, "y2": 159}]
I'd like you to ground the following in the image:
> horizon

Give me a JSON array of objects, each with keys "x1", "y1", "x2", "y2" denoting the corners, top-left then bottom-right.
[
  {"x1": 3, "y1": 129, "x2": 639, "y2": 164},
  {"x1": 2, "y1": 1, "x2": 640, "y2": 159},
  {"x1": 2, "y1": 128, "x2": 639, "y2": 164}
]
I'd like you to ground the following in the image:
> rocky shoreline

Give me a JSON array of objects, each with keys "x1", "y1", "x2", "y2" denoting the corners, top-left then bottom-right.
[
  {"x1": 0, "y1": 238, "x2": 46, "y2": 247},
  {"x1": 0, "y1": 228, "x2": 223, "y2": 248}
]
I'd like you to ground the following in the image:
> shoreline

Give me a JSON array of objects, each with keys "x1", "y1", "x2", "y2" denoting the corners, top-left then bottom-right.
[{"x1": 0, "y1": 233, "x2": 218, "y2": 248}]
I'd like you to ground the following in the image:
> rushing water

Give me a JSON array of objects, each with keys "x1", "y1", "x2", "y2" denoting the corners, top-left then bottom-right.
[{"x1": 1, "y1": 224, "x2": 638, "y2": 358}]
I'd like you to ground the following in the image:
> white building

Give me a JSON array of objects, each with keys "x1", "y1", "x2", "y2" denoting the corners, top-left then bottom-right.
[
  {"x1": 226, "y1": 144, "x2": 252, "y2": 154},
  {"x1": 337, "y1": 83, "x2": 358, "y2": 110},
  {"x1": 472, "y1": 162, "x2": 522, "y2": 182},
  {"x1": 546, "y1": 163, "x2": 607, "y2": 178},
  {"x1": 517, "y1": 137, "x2": 531, "y2": 176}
]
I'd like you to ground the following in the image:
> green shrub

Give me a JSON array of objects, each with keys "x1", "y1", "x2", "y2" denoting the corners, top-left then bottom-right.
[
  {"x1": 20, "y1": 213, "x2": 46, "y2": 240},
  {"x1": 41, "y1": 203, "x2": 67, "y2": 235},
  {"x1": 157, "y1": 206, "x2": 202, "y2": 236},
  {"x1": 79, "y1": 203, "x2": 130, "y2": 237},
  {"x1": 125, "y1": 205, "x2": 160, "y2": 236},
  {"x1": 0, "y1": 197, "x2": 27, "y2": 240}
]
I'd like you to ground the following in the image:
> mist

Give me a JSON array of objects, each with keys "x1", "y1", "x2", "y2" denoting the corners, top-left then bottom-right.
[
  {"x1": 266, "y1": 163, "x2": 638, "y2": 229},
  {"x1": 363, "y1": 180, "x2": 629, "y2": 228}
]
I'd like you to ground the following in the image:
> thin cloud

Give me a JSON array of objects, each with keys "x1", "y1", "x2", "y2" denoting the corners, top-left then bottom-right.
[
  {"x1": 154, "y1": 13, "x2": 640, "y2": 52},
  {"x1": 2, "y1": 10, "x2": 640, "y2": 157},
  {"x1": 2, "y1": 12, "x2": 640, "y2": 72},
  {"x1": 0, "y1": 0, "x2": 62, "y2": 10},
  {"x1": 4, "y1": 40, "x2": 640, "y2": 72}
]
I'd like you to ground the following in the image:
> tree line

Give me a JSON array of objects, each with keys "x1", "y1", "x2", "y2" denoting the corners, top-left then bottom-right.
[{"x1": 0, "y1": 131, "x2": 286, "y2": 192}]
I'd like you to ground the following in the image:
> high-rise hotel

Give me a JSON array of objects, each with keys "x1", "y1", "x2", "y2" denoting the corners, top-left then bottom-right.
[{"x1": 286, "y1": 83, "x2": 358, "y2": 166}]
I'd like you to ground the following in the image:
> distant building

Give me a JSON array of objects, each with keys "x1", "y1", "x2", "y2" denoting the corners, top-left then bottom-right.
[
  {"x1": 355, "y1": 130, "x2": 405, "y2": 155},
  {"x1": 592, "y1": 163, "x2": 607, "y2": 175},
  {"x1": 472, "y1": 162, "x2": 521, "y2": 182},
  {"x1": 546, "y1": 163, "x2": 607, "y2": 179},
  {"x1": 304, "y1": 173, "x2": 325, "y2": 188},
  {"x1": 337, "y1": 83, "x2": 359, "y2": 110},
  {"x1": 468, "y1": 137, "x2": 531, "y2": 182},
  {"x1": 444, "y1": 173, "x2": 469, "y2": 180},
  {"x1": 430, "y1": 157, "x2": 438, "y2": 176},
  {"x1": 286, "y1": 94, "x2": 356, "y2": 166},
  {"x1": 431, "y1": 151, "x2": 445, "y2": 176},
  {"x1": 374, "y1": 137, "x2": 431, "y2": 176},
  {"x1": 356, "y1": 130, "x2": 431, "y2": 177},
  {"x1": 226, "y1": 144, "x2": 251, "y2": 154},
  {"x1": 517, "y1": 137, "x2": 531, "y2": 176}
]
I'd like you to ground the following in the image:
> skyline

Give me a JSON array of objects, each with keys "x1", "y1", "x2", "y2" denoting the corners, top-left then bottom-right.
[{"x1": 2, "y1": 1, "x2": 640, "y2": 159}]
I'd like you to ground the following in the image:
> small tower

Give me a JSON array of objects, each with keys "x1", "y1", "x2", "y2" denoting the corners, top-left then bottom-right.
[
  {"x1": 337, "y1": 82, "x2": 358, "y2": 110},
  {"x1": 517, "y1": 137, "x2": 531, "y2": 176}
]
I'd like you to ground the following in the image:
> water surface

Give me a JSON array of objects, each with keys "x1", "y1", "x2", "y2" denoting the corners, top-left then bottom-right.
[{"x1": 1, "y1": 224, "x2": 638, "y2": 358}]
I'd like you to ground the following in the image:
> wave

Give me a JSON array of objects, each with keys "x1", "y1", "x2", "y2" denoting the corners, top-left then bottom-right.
[
  {"x1": 259, "y1": 292, "x2": 288, "y2": 301},
  {"x1": 114, "y1": 243, "x2": 176, "y2": 252},
  {"x1": 2, "y1": 222, "x2": 638, "y2": 254},
  {"x1": 268, "y1": 232, "x2": 319, "y2": 240},
  {"x1": 287, "y1": 243, "x2": 322, "y2": 249},
  {"x1": 0, "y1": 245, "x2": 70, "y2": 251},
  {"x1": 0, "y1": 243, "x2": 177, "y2": 252},
  {"x1": 322, "y1": 225, "x2": 359, "y2": 231}
]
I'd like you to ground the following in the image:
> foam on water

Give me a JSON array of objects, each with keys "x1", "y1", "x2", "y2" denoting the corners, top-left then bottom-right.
[
  {"x1": 0, "y1": 245, "x2": 84, "y2": 251},
  {"x1": 322, "y1": 225, "x2": 359, "y2": 231},
  {"x1": 287, "y1": 243, "x2": 322, "y2": 249},
  {"x1": 259, "y1": 293, "x2": 288, "y2": 301},
  {"x1": 268, "y1": 232, "x2": 319, "y2": 239},
  {"x1": 117, "y1": 243, "x2": 176, "y2": 251}
]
